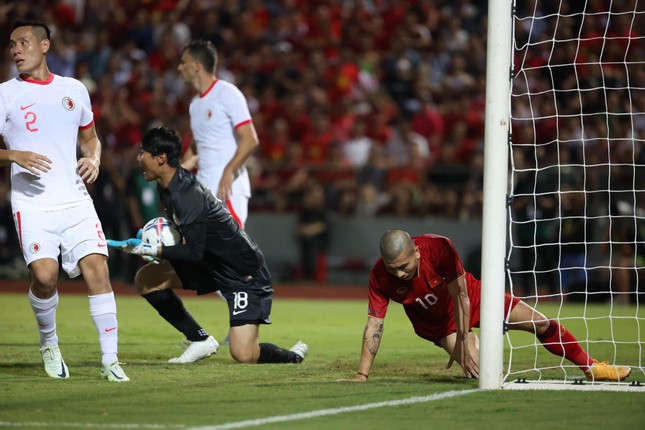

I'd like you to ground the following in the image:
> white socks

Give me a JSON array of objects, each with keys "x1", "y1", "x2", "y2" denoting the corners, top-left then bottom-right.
[
  {"x1": 30, "y1": 289, "x2": 121, "y2": 367},
  {"x1": 89, "y1": 292, "x2": 119, "y2": 366},
  {"x1": 28, "y1": 289, "x2": 58, "y2": 347}
]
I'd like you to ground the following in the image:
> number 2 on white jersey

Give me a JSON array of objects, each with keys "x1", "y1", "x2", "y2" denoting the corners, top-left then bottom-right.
[{"x1": 24, "y1": 110, "x2": 38, "y2": 132}]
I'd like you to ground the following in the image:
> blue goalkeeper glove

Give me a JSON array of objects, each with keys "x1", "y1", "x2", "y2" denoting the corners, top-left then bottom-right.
[
  {"x1": 107, "y1": 229, "x2": 144, "y2": 252},
  {"x1": 106, "y1": 237, "x2": 142, "y2": 253},
  {"x1": 107, "y1": 230, "x2": 160, "y2": 263}
]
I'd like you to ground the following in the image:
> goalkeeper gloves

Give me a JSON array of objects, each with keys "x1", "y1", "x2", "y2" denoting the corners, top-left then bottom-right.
[
  {"x1": 107, "y1": 229, "x2": 161, "y2": 263},
  {"x1": 106, "y1": 237, "x2": 141, "y2": 252},
  {"x1": 130, "y1": 242, "x2": 159, "y2": 257}
]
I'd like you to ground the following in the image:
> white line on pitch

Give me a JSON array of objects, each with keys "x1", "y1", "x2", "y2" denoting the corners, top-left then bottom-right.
[
  {"x1": 0, "y1": 423, "x2": 185, "y2": 429},
  {"x1": 188, "y1": 389, "x2": 479, "y2": 430},
  {"x1": 0, "y1": 389, "x2": 478, "y2": 429}
]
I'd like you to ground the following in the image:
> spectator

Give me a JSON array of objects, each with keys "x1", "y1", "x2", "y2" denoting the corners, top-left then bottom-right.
[
  {"x1": 300, "y1": 112, "x2": 334, "y2": 165},
  {"x1": 296, "y1": 182, "x2": 330, "y2": 283},
  {"x1": 342, "y1": 118, "x2": 373, "y2": 168}
]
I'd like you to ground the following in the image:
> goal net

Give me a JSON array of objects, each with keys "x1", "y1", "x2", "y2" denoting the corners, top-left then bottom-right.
[{"x1": 482, "y1": 0, "x2": 645, "y2": 390}]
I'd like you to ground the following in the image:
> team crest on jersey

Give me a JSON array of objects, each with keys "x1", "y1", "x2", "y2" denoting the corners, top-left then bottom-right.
[
  {"x1": 205, "y1": 109, "x2": 212, "y2": 120},
  {"x1": 396, "y1": 287, "x2": 408, "y2": 295},
  {"x1": 62, "y1": 97, "x2": 75, "y2": 110},
  {"x1": 28, "y1": 243, "x2": 41, "y2": 254}
]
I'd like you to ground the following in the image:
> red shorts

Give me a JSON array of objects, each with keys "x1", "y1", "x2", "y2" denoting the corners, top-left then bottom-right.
[
  {"x1": 423, "y1": 275, "x2": 520, "y2": 345},
  {"x1": 468, "y1": 291, "x2": 521, "y2": 331}
]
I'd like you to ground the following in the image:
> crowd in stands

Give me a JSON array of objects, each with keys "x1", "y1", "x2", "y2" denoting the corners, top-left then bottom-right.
[
  {"x1": 1, "y1": 0, "x2": 492, "y2": 225},
  {"x1": 0, "y1": 1, "x2": 642, "y2": 287}
]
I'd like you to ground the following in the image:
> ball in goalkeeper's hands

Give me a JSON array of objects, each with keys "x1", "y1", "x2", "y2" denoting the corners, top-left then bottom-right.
[
  {"x1": 141, "y1": 217, "x2": 181, "y2": 247},
  {"x1": 138, "y1": 217, "x2": 182, "y2": 263}
]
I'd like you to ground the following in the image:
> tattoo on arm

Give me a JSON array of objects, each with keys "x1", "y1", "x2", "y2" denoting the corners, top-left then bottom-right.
[{"x1": 363, "y1": 318, "x2": 384, "y2": 358}]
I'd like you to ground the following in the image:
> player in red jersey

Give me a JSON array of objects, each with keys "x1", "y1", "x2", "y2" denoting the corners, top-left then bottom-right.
[{"x1": 338, "y1": 230, "x2": 631, "y2": 382}]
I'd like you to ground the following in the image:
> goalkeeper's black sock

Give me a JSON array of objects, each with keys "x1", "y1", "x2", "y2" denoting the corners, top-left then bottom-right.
[
  {"x1": 143, "y1": 290, "x2": 208, "y2": 341},
  {"x1": 257, "y1": 343, "x2": 300, "y2": 363}
]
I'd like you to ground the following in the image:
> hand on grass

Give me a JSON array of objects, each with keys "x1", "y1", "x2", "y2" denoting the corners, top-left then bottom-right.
[{"x1": 336, "y1": 373, "x2": 368, "y2": 382}]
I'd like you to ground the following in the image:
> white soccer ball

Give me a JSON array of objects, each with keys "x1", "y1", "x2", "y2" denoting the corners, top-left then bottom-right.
[{"x1": 141, "y1": 217, "x2": 182, "y2": 247}]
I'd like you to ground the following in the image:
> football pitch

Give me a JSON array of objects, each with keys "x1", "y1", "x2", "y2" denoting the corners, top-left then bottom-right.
[{"x1": 0, "y1": 291, "x2": 644, "y2": 430}]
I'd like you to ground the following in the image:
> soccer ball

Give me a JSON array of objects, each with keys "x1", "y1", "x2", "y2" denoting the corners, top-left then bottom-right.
[{"x1": 141, "y1": 217, "x2": 182, "y2": 247}]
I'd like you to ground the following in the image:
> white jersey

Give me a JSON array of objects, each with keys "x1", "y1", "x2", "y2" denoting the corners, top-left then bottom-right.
[
  {"x1": 189, "y1": 79, "x2": 251, "y2": 198},
  {"x1": 0, "y1": 74, "x2": 94, "y2": 211}
]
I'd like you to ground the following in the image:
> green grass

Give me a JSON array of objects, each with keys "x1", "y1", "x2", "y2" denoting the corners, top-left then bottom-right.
[{"x1": 0, "y1": 292, "x2": 644, "y2": 430}]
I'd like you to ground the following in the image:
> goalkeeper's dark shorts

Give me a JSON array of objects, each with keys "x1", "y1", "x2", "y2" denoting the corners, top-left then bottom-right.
[
  {"x1": 171, "y1": 259, "x2": 273, "y2": 327},
  {"x1": 220, "y1": 285, "x2": 273, "y2": 327}
]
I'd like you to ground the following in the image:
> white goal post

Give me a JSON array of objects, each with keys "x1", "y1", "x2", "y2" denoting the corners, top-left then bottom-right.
[{"x1": 480, "y1": 0, "x2": 645, "y2": 391}]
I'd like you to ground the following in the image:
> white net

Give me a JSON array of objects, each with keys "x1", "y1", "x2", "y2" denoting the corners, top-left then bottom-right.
[{"x1": 505, "y1": 0, "x2": 645, "y2": 387}]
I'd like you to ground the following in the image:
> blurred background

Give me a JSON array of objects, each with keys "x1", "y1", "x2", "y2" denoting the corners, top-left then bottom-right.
[{"x1": 1, "y1": 0, "x2": 636, "y2": 289}]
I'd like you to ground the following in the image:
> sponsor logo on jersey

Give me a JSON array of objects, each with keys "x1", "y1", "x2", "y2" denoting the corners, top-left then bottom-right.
[
  {"x1": 20, "y1": 103, "x2": 35, "y2": 110},
  {"x1": 28, "y1": 242, "x2": 41, "y2": 254},
  {"x1": 232, "y1": 309, "x2": 247, "y2": 316},
  {"x1": 62, "y1": 97, "x2": 75, "y2": 111}
]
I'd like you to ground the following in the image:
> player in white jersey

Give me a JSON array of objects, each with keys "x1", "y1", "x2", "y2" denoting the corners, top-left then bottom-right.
[
  {"x1": 0, "y1": 20, "x2": 128, "y2": 382},
  {"x1": 178, "y1": 40, "x2": 259, "y2": 229}
]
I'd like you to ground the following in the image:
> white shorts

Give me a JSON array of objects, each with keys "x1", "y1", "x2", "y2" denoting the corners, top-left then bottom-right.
[
  {"x1": 13, "y1": 200, "x2": 108, "y2": 278},
  {"x1": 225, "y1": 193, "x2": 249, "y2": 229}
]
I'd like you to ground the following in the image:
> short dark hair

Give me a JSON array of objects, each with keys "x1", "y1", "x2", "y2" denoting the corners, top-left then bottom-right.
[
  {"x1": 11, "y1": 20, "x2": 51, "y2": 41},
  {"x1": 141, "y1": 126, "x2": 182, "y2": 167},
  {"x1": 380, "y1": 230, "x2": 415, "y2": 261},
  {"x1": 181, "y1": 40, "x2": 218, "y2": 73}
]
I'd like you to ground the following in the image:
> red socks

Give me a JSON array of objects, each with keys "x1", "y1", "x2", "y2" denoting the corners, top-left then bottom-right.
[{"x1": 537, "y1": 320, "x2": 594, "y2": 371}]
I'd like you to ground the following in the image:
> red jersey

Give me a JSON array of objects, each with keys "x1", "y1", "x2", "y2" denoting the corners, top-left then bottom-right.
[{"x1": 368, "y1": 234, "x2": 517, "y2": 344}]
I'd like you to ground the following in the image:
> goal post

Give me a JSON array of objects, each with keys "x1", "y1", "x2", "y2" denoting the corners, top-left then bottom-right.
[
  {"x1": 480, "y1": 0, "x2": 645, "y2": 391},
  {"x1": 479, "y1": 0, "x2": 513, "y2": 390}
]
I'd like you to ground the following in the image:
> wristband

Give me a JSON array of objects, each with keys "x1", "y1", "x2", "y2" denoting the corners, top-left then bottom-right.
[{"x1": 357, "y1": 372, "x2": 369, "y2": 379}]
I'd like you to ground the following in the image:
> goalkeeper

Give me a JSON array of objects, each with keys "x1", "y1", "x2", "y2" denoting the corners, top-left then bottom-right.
[
  {"x1": 108, "y1": 126, "x2": 307, "y2": 366},
  {"x1": 338, "y1": 229, "x2": 631, "y2": 382}
]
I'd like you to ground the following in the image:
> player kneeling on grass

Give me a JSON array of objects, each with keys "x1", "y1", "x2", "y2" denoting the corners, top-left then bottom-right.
[
  {"x1": 108, "y1": 126, "x2": 307, "y2": 365},
  {"x1": 338, "y1": 230, "x2": 631, "y2": 383}
]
